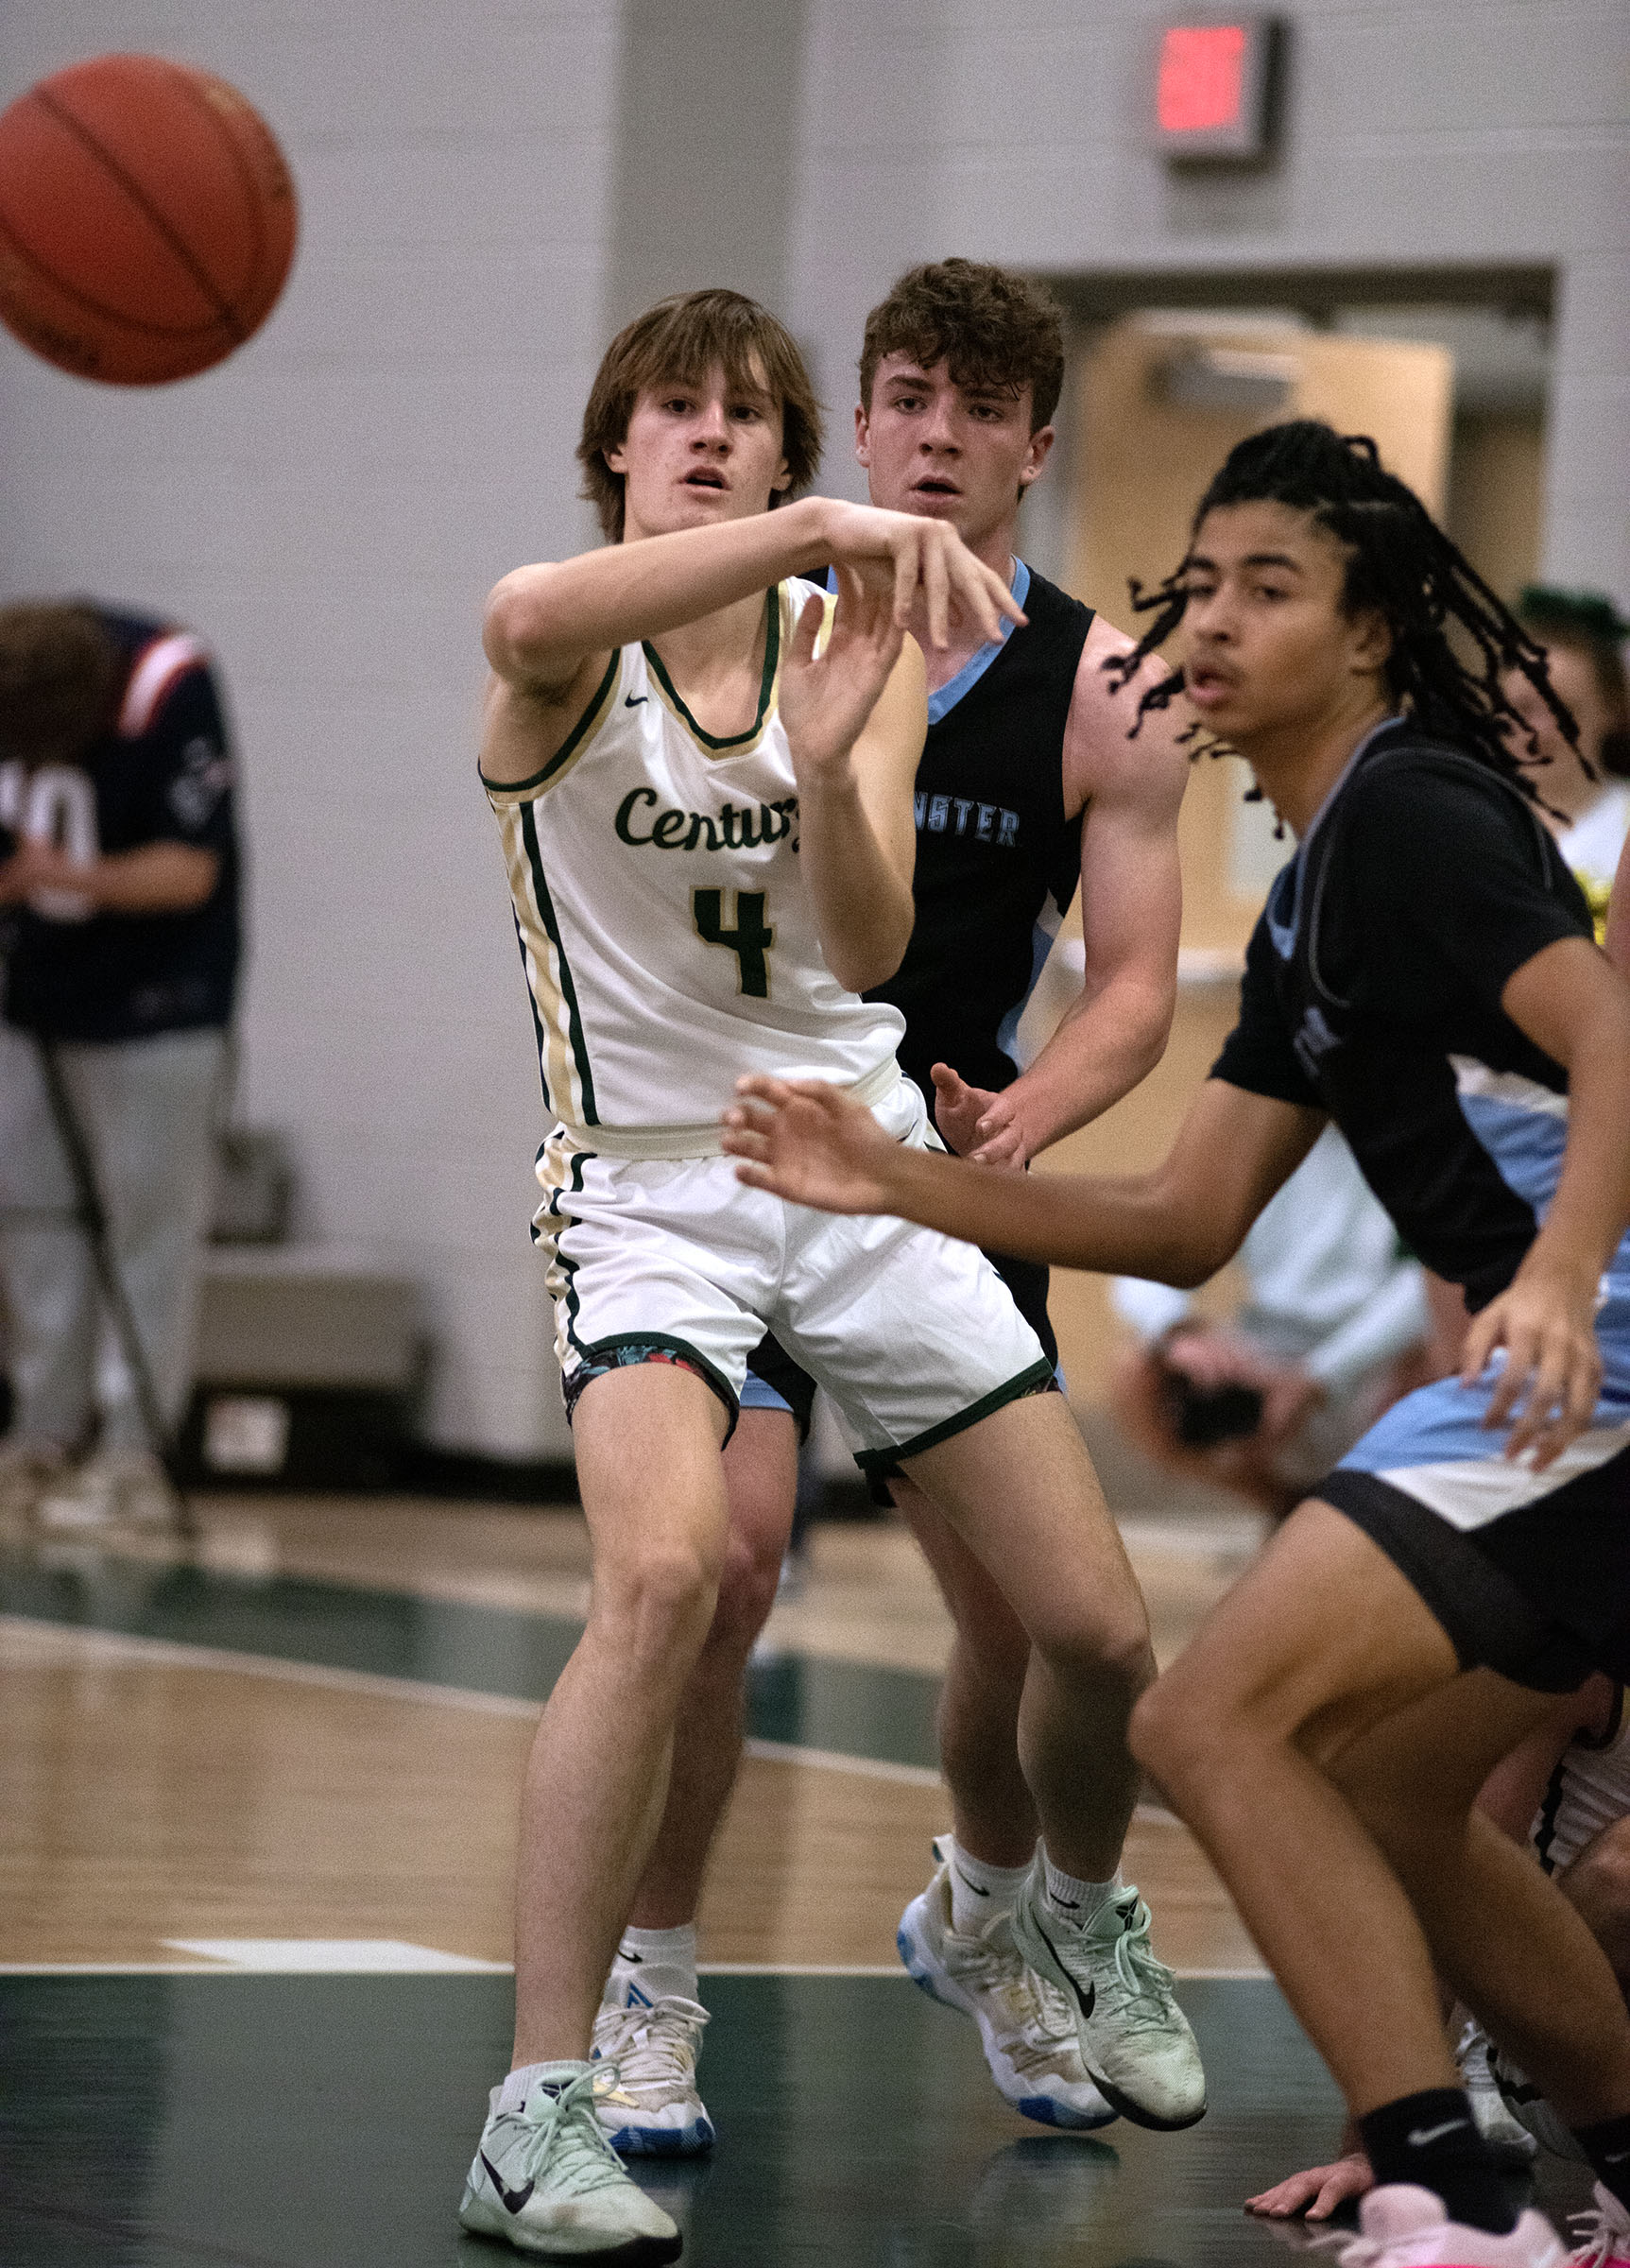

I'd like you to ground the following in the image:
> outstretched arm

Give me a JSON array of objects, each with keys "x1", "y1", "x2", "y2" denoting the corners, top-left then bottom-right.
[
  {"x1": 723, "y1": 1071, "x2": 1325, "y2": 1286},
  {"x1": 479, "y1": 497, "x2": 1022, "y2": 788},
  {"x1": 930, "y1": 620, "x2": 1189, "y2": 1164}
]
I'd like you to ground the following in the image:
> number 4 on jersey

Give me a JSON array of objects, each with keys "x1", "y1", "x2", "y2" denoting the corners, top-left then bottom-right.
[{"x1": 694, "y1": 887, "x2": 773, "y2": 998}]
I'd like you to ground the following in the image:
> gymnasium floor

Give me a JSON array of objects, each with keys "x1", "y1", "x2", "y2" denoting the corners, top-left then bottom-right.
[{"x1": 0, "y1": 1490, "x2": 1594, "y2": 2264}]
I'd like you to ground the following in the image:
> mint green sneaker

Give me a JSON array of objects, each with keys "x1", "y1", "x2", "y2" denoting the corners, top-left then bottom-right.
[
  {"x1": 458, "y1": 2061, "x2": 682, "y2": 2259},
  {"x1": 1011, "y1": 1876, "x2": 1207, "y2": 2131}
]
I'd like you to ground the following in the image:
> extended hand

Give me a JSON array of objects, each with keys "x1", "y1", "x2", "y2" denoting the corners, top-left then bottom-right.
[
  {"x1": 929, "y1": 1064, "x2": 1029, "y2": 1166},
  {"x1": 780, "y1": 571, "x2": 905, "y2": 785},
  {"x1": 1244, "y1": 2151, "x2": 1373, "y2": 2221},
  {"x1": 723, "y1": 1076, "x2": 902, "y2": 1215},
  {"x1": 819, "y1": 501, "x2": 1025, "y2": 649},
  {"x1": 1460, "y1": 1258, "x2": 1603, "y2": 1468}
]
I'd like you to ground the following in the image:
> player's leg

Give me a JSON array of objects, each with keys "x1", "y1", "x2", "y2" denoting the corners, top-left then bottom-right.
[
  {"x1": 1561, "y1": 1820, "x2": 1630, "y2": 1990},
  {"x1": 1327, "y1": 1674, "x2": 1630, "y2": 2124},
  {"x1": 596, "y1": 1402, "x2": 798, "y2": 2155},
  {"x1": 0, "y1": 1027, "x2": 97, "y2": 1518},
  {"x1": 902, "y1": 1391, "x2": 1213, "y2": 2130},
  {"x1": 511, "y1": 1358, "x2": 732, "y2": 2066},
  {"x1": 48, "y1": 1029, "x2": 225, "y2": 1522},
  {"x1": 1130, "y1": 1500, "x2": 1630, "y2": 2245},
  {"x1": 462, "y1": 1358, "x2": 726, "y2": 2262},
  {"x1": 892, "y1": 1479, "x2": 1038, "y2": 1867},
  {"x1": 890, "y1": 1470, "x2": 1119, "y2": 2131}
]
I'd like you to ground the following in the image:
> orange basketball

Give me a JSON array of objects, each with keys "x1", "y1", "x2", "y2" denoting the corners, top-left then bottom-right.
[{"x1": 0, "y1": 53, "x2": 297, "y2": 386}]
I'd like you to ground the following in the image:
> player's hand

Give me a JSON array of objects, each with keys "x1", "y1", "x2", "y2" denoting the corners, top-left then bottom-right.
[
  {"x1": 1244, "y1": 2152, "x2": 1373, "y2": 2221},
  {"x1": 1460, "y1": 1256, "x2": 1603, "y2": 1469},
  {"x1": 816, "y1": 501, "x2": 1025, "y2": 650},
  {"x1": 780, "y1": 571, "x2": 905, "y2": 786},
  {"x1": 723, "y1": 1076, "x2": 902, "y2": 1215},
  {"x1": 929, "y1": 1064, "x2": 1029, "y2": 1167}
]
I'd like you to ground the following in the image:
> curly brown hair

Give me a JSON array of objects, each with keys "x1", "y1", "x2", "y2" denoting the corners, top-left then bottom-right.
[
  {"x1": 859, "y1": 260, "x2": 1065, "y2": 431},
  {"x1": 577, "y1": 290, "x2": 824, "y2": 543},
  {"x1": 0, "y1": 602, "x2": 119, "y2": 755}
]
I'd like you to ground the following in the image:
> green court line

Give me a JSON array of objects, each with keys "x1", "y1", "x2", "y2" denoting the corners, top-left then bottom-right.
[{"x1": 0, "y1": 1550, "x2": 942, "y2": 1770}]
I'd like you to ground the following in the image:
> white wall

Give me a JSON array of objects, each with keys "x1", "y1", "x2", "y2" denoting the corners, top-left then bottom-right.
[
  {"x1": 4, "y1": 1, "x2": 1625, "y2": 1458},
  {"x1": 0, "y1": 2, "x2": 621, "y2": 1454},
  {"x1": 787, "y1": 0, "x2": 1630, "y2": 599}
]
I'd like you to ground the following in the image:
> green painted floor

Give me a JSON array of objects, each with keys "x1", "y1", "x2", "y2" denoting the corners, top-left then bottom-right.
[
  {"x1": 0, "y1": 1973, "x2": 1593, "y2": 2267},
  {"x1": 0, "y1": 1551, "x2": 942, "y2": 1769}
]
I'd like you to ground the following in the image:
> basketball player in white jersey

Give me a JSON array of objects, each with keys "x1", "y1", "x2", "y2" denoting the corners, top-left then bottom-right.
[
  {"x1": 598, "y1": 262, "x2": 1192, "y2": 2157},
  {"x1": 456, "y1": 290, "x2": 1205, "y2": 2263}
]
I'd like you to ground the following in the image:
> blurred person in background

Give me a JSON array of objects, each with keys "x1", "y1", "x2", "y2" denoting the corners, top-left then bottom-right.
[
  {"x1": 1110, "y1": 1123, "x2": 1438, "y2": 1521},
  {"x1": 1507, "y1": 585, "x2": 1630, "y2": 936},
  {"x1": 0, "y1": 602, "x2": 240, "y2": 1528}
]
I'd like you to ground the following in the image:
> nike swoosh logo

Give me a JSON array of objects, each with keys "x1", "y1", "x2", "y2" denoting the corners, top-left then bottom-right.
[
  {"x1": 1034, "y1": 1917, "x2": 1094, "y2": 2022},
  {"x1": 625, "y1": 694, "x2": 647, "y2": 707},
  {"x1": 952, "y1": 1867, "x2": 989, "y2": 1896},
  {"x1": 1407, "y1": 2119, "x2": 1470, "y2": 2147},
  {"x1": 480, "y1": 2152, "x2": 535, "y2": 2215}
]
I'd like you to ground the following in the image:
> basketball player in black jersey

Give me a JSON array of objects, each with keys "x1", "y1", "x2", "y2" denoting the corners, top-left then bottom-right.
[
  {"x1": 595, "y1": 263, "x2": 1190, "y2": 2149},
  {"x1": 724, "y1": 421, "x2": 1630, "y2": 2264}
]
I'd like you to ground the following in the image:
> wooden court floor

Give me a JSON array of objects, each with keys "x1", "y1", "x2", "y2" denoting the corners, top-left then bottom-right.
[{"x1": 0, "y1": 1494, "x2": 1595, "y2": 2262}]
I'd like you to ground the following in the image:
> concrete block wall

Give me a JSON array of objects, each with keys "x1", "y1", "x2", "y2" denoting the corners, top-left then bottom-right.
[
  {"x1": 787, "y1": 0, "x2": 1630, "y2": 600},
  {"x1": 3, "y1": 2, "x2": 1624, "y2": 1458},
  {"x1": 0, "y1": 2, "x2": 621, "y2": 1455}
]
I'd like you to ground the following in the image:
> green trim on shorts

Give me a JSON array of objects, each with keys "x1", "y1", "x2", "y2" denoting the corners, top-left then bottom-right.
[{"x1": 852, "y1": 1356, "x2": 1056, "y2": 1473}]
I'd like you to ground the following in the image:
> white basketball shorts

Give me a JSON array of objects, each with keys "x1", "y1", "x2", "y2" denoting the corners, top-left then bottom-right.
[{"x1": 532, "y1": 1075, "x2": 1053, "y2": 1469}]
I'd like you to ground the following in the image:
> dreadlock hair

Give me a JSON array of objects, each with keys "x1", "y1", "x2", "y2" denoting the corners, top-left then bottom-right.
[{"x1": 1105, "y1": 421, "x2": 1581, "y2": 810}]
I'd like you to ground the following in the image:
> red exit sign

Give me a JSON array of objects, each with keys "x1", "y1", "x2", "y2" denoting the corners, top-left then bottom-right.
[{"x1": 1155, "y1": 15, "x2": 1281, "y2": 159}]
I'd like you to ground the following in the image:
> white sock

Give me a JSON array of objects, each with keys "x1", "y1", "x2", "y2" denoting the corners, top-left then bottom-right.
[
  {"x1": 607, "y1": 1922, "x2": 698, "y2": 2007},
  {"x1": 497, "y1": 2058, "x2": 584, "y2": 2114},
  {"x1": 1040, "y1": 1848, "x2": 1124, "y2": 1928},
  {"x1": 946, "y1": 1839, "x2": 1035, "y2": 1937}
]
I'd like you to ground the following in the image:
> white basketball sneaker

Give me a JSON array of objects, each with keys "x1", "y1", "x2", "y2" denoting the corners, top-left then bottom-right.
[
  {"x1": 1570, "y1": 2181, "x2": 1630, "y2": 2267},
  {"x1": 1010, "y1": 1869, "x2": 1206, "y2": 2131},
  {"x1": 897, "y1": 1843, "x2": 1117, "y2": 2130},
  {"x1": 1325, "y1": 2183, "x2": 1564, "y2": 2264},
  {"x1": 591, "y1": 1997, "x2": 714, "y2": 2156},
  {"x1": 1455, "y1": 2017, "x2": 1537, "y2": 2164},
  {"x1": 458, "y1": 2062, "x2": 682, "y2": 2259}
]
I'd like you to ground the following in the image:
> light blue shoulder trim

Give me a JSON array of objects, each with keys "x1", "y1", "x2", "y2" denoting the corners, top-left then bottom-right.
[
  {"x1": 823, "y1": 557, "x2": 1029, "y2": 725},
  {"x1": 927, "y1": 558, "x2": 1030, "y2": 725}
]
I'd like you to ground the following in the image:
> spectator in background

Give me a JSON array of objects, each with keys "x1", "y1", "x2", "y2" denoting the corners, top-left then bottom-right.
[
  {"x1": 1506, "y1": 584, "x2": 1630, "y2": 937},
  {"x1": 1110, "y1": 1125, "x2": 1436, "y2": 1521},
  {"x1": 0, "y1": 602, "x2": 240, "y2": 1527}
]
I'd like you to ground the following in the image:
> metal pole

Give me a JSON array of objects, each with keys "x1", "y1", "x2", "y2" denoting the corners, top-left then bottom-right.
[{"x1": 29, "y1": 1036, "x2": 196, "y2": 1540}]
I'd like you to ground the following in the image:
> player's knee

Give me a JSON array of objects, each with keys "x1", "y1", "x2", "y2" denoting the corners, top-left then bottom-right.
[
  {"x1": 1128, "y1": 1665, "x2": 1223, "y2": 1798},
  {"x1": 707, "y1": 1525, "x2": 783, "y2": 1658},
  {"x1": 595, "y1": 1538, "x2": 724, "y2": 1662},
  {"x1": 1030, "y1": 1596, "x2": 1153, "y2": 1705},
  {"x1": 1564, "y1": 1823, "x2": 1630, "y2": 1967}
]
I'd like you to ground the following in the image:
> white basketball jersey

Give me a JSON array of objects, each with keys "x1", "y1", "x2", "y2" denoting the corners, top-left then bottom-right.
[{"x1": 486, "y1": 578, "x2": 906, "y2": 1152}]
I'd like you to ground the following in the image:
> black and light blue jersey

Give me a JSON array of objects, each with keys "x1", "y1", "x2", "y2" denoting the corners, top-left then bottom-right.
[{"x1": 1213, "y1": 719, "x2": 1625, "y2": 1338}]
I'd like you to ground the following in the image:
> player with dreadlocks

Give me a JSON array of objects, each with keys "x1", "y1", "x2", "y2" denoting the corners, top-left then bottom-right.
[{"x1": 722, "y1": 421, "x2": 1630, "y2": 2265}]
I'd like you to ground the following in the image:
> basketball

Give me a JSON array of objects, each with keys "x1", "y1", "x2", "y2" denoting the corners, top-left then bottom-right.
[{"x1": 0, "y1": 53, "x2": 297, "y2": 386}]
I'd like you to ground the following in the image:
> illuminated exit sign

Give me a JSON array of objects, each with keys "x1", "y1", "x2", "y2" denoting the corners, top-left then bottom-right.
[{"x1": 1155, "y1": 15, "x2": 1283, "y2": 160}]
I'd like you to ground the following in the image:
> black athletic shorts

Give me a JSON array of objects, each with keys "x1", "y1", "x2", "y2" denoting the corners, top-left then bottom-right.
[
  {"x1": 1321, "y1": 1395, "x2": 1630, "y2": 1694},
  {"x1": 743, "y1": 1246, "x2": 1059, "y2": 1498}
]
